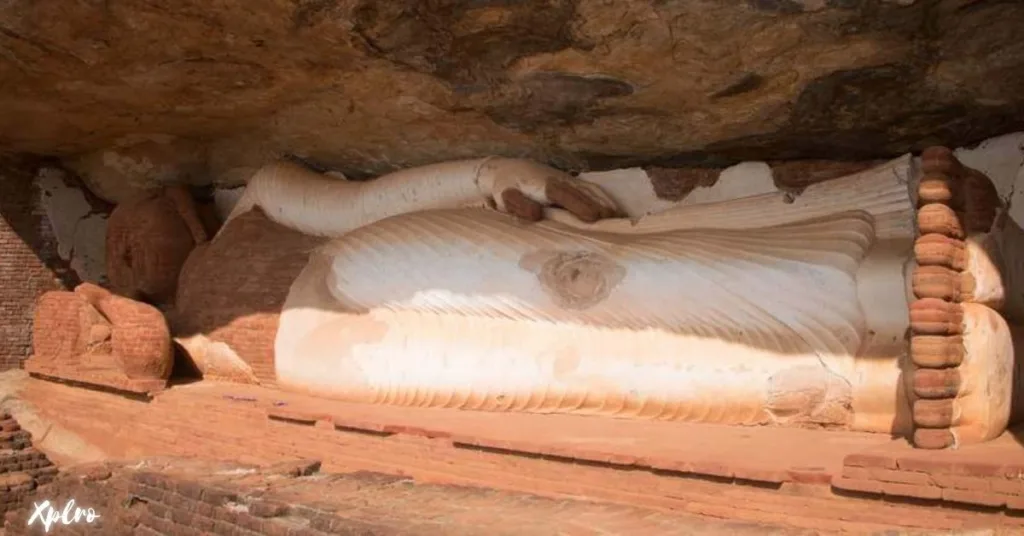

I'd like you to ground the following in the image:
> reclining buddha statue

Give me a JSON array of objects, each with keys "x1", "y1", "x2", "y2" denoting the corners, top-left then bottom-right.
[{"x1": 29, "y1": 148, "x2": 1021, "y2": 451}]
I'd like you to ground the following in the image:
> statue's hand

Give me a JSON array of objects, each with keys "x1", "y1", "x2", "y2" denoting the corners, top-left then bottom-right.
[{"x1": 480, "y1": 159, "x2": 621, "y2": 223}]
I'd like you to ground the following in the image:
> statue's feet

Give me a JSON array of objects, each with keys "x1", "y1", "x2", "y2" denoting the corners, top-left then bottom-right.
[
  {"x1": 910, "y1": 147, "x2": 1012, "y2": 449},
  {"x1": 911, "y1": 302, "x2": 1013, "y2": 448}
]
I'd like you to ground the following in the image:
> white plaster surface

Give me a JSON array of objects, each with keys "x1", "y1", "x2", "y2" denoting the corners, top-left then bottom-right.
[
  {"x1": 36, "y1": 168, "x2": 108, "y2": 283},
  {"x1": 70, "y1": 214, "x2": 109, "y2": 284},
  {"x1": 679, "y1": 162, "x2": 777, "y2": 207},
  {"x1": 579, "y1": 162, "x2": 777, "y2": 218},
  {"x1": 577, "y1": 134, "x2": 1024, "y2": 222},
  {"x1": 955, "y1": 132, "x2": 1024, "y2": 201},
  {"x1": 579, "y1": 167, "x2": 675, "y2": 218}
]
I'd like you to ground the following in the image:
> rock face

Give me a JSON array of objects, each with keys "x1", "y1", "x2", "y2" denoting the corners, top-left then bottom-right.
[{"x1": 0, "y1": 0, "x2": 1022, "y2": 194}]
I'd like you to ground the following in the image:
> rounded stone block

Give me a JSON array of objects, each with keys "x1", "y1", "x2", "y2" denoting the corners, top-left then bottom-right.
[
  {"x1": 106, "y1": 191, "x2": 201, "y2": 305},
  {"x1": 913, "y1": 399, "x2": 956, "y2": 428},
  {"x1": 913, "y1": 427, "x2": 955, "y2": 450},
  {"x1": 909, "y1": 335, "x2": 964, "y2": 368},
  {"x1": 912, "y1": 368, "x2": 961, "y2": 399},
  {"x1": 917, "y1": 203, "x2": 964, "y2": 239},
  {"x1": 94, "y1": 295, "x2": 173, "y2": 380},
  {"x1": 32, "y1": 291, "x2": 107, "y2": 361},
  {"x1": 909, "y1": 299, "x2": 963, "y2": 335},
  {"x1": 912, "y1": 265, "x2": 961, "y2": 301},
  {"x1": 914, "y1": 234, "x2": 965, "y2": 270}
]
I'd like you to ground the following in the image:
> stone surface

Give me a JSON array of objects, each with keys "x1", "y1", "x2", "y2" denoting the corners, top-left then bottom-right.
[
  {"x1": 0, "y1": 1, "x2": 1022, "y2": 192},
  {"x1": 678, "y1": 161, "x2": 777, "y2": 205},
  {"x1": 578, "y1": 167, "x2": 676, "y2": 217},
  {"x1": 1, "y1": 458, "x2": 808, "y2": 536},
  {"x1": 69, "y1": 137, "x2": 208, "y2": 204},
  {"x1": 105, "y1": 186, "x2": 206, "y2": 305},
  {"x1": 27, "y1": 283, "x2": 172, "y2": 390},
  {"x1": 4, "y1": 373, "x2": 1023, "y2": 533},
  {"x1": 94, "y1": 293, "x2": 173, "y2": 381},
  {"x1": 34, "y1": 168, "x2": 110, "y2": 284},
  {"x1": 173, "y1": 210, "x2": 326, "y2": 384},
  {"x1": 263, "y1": 388, "x2": 886, "y2": 485},
  {"x1": 0, "y1": 370, "x2": 108, "y2": 467},
  {"x1": 838, "y1": 429, "x2": 1024, "y2": 510}
]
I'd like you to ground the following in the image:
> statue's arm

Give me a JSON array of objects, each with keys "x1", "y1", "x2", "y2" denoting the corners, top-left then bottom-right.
[{"x1": 222, "y1": 158, "x2": 620, "y2": 238}]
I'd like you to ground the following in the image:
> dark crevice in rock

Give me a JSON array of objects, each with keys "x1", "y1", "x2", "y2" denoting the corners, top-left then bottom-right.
[
  {"x1": 481, "y1": 73, "x2": 635, "y2": 132},
  {"x1": 351, "y1": 0, "x2": 580, "y2": 85},
  {"x1": 746, "y1": 0, "x2": 806, "y2": 15},
  {"x1": 710, "y1": 72, "x2": 764, "y2": 100}
]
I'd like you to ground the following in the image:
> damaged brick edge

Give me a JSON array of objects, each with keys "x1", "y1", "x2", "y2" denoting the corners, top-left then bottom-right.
[{"x1": 2, "y1": 458, "x2": 402, "y2": 536}]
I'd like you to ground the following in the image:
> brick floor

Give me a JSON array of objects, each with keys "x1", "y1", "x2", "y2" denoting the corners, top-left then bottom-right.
[
  {"x1": 4, "y1": 457, "x2": 821, "y2": 535},
  {"x1": 836, "y1": 430, "x2": 1024, "y2": 510},
  {"x1": 7, "y1": 372, "x2": 1024, "y2": 533},
  {"x1": 258, "y1": 384, "x2": 888, "y2": 485}
]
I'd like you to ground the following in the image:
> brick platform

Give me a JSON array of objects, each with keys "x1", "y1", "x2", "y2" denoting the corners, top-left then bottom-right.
[
  {"x1": 4, "y1": 457, "x2": 810, "y2": 535},
  {"x1": 12, "y1": 374, "x2": 1024, "y2": 533},
  {"x1": 836, "y1": 430, "x2": 1024, "y2": 509},
  {"x1": 265, "y1": 388, "x2": 1024, "y2": 512},
  {"x1": 265, "y1": 389, "x2": 886, "y2": 485},
  {"x1": 24, "y1": 359, "x2": 165, "y2": 396}
]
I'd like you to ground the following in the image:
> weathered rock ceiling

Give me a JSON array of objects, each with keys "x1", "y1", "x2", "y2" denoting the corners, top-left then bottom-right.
[{"x1": 1, "y1": 0, "x2": 1022, "y2": 187}]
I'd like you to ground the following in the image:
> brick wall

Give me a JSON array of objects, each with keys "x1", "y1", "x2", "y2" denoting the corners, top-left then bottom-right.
[
  {"x1": 0, "y1": 412, "x2": 57, "y2": 519},
  {"x1": 0, "y1": 157, "x2": 78, "y2": 370}
]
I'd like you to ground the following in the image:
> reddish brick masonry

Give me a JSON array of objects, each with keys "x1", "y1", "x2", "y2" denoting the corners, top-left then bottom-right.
[
  {"x1": 0, "y1": 158, "x2": 75, "y2": 370},
  {"x1": 261, "y1": 390, "x2": 886, "y2": 485},
  {"x1": 837, "y1": 432, "x2": 1024, "y2": 509},
  {"x1": 105, "y1": 186, "x2": 207, "y2": 306},
  {"x1": 25, "y1": 283, "x2": 173, "y2": 395},
  {"x1": 3, "y1": 457, "x2": 818, "y2": 536},
  {"x1": 0, "y1": 411, "x2": 57, "y2": 519},
  {"x1": 173, "y1": 210, "x2": 327, "y2": 385},
  {"x1": 15, "y1": 376, "x2": 1024, "y2": 533}
]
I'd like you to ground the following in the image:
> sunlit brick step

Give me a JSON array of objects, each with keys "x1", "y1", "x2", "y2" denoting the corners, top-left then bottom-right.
[
  {"x1": 24, "y1": 358, "x2": 166, "y2": 396},
  {"x1": 835, "y1": 431, "x2": 1024, "y2": 510}
]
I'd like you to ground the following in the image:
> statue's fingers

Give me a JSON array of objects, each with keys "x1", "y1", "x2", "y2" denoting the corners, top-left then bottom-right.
[
  {"x1": 569, "y1": 180, "x2": 622, "y2": 219},
  {"x1": 501, "y1": 188, "x2": 544, "y2": 222},
  {"x1": 545, "y1": 179, "x2": 609, "y2": 223}
]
